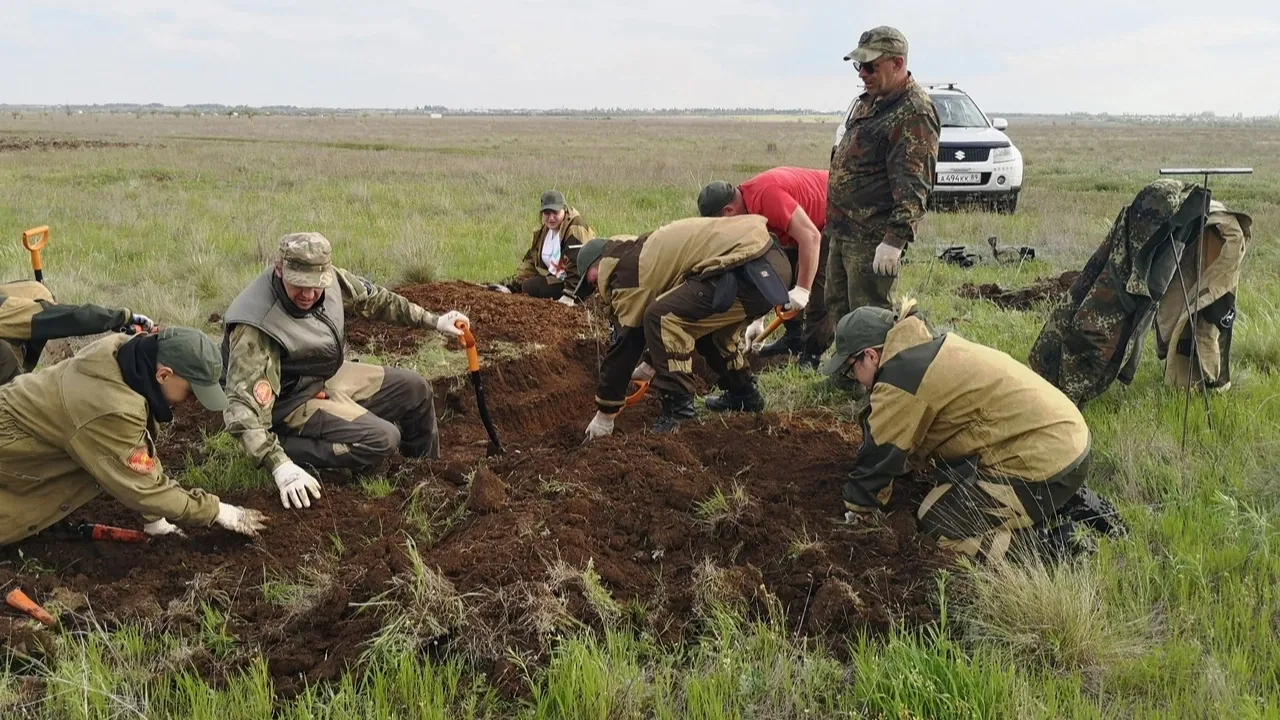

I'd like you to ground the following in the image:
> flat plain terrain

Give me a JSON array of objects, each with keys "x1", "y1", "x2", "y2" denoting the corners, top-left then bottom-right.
[{"x1": 1, "y1": 114, "x2": 1278, "y2": 718}]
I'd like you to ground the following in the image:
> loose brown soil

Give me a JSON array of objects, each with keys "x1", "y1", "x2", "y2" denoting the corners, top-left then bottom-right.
[
  {"x1": 959, "y1": 270, "x2": 1080, "y2": 311},
  {"x1": 0, "y1": 136, "x2": 138, "y2": 152},
  {"x1": 0, "y1": 281, "x2": 949, "y2": 697}
]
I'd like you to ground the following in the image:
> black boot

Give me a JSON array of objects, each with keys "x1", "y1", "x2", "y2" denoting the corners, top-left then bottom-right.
[
  {"x1": 1057, "y1": 485, "x2": 1127, "y2": 538},
  {"x1": 758, "y1": 322, "x2": 803, "y2": 358},
  {"x1": 653, "y1": 393, "x2": 697, "y2": 433},
  {"x1": 1029, "y1": 521, "x2": 1097, "y2": 563},
  {"x1": 797, "y1": 350, "x2": 822, "y2": 371},
  {"x1": 704, "y1": 378, "x2": 765, "y2": 413}
]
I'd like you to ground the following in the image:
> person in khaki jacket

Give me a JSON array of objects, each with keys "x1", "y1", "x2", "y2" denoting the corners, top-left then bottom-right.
[
  {"x1": 488, "y1": 190, "x2": 594, "y2": 306},
  {"x1": 0, "y1": 279, "x2": 154, "y2": 386},
  {"x1": 821, "y1": 300, "x2": 1103, "y2": 562},
  {"x1": 573, "y1": 215, "x2": 793, "y2": 436},
  {"x1": 0, "y1": 327, "x2": 267, "y2": 545},
  {"x1": 221, "y1": 233, "x2": 469, "y2": 510}
]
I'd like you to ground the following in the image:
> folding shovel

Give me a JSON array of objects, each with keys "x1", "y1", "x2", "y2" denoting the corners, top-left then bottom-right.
[
  {"x1": 454, "y1": 320, "x2": 504, "y2": 456},
  {"x1": 51, "y1": 522, "x2": 150, "y2": 543},
  {"x1": 752, "y1": 306, "x2": 799, "y2": 348},
  {"x1": 21, "y1": 226, "x2": 50, "y2": 283}
]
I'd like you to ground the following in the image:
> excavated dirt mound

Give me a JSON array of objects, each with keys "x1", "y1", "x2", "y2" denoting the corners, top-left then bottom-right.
[
  {"x1": 0, "y1": 136, "x2": 138, "y2": 152},
  {"x1": 959, "y1": 270, "x2": 1080, "y2": 311},
  {"x1": 0, "y1": 282, "x2": 948, "y2": 697}
]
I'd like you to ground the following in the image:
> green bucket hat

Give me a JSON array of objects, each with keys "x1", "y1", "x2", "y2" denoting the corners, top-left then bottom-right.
[
  {"x1": 819, "y1": 307, "x2": 897, "y2": 376},
  {"x1": 572, "y1": 237, "x2": 609, "y2": 299},
  {"x1": 156, "y1": 326, "x2": 229, "y2": 412}
]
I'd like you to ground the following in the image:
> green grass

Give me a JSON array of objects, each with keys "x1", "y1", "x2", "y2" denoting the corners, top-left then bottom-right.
[{"x1": 2, "y1": 115, "x2": 1279, "y2": 717}]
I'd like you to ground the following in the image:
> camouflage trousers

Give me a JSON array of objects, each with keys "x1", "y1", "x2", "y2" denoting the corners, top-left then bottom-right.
[
  {"x1": 277, "y1": 361, "x2": 438, "y2": 469},
  {"x1": 824, "y1": 215, "x2": 897, "y2": 322},
  {"x1": 644, "y1": 248, "x2": 792, "y2": 399},
  {"x1": 912, "y1": 452, "x2": 1089, "y2": 563}
]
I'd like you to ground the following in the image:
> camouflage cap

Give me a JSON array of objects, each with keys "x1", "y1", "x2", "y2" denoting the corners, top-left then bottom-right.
[
  {"x1": 819, "y1": 307, "x2": 897, "y2": 376},
  {"x1": 696, "y1": 181, "x2": 736, "y2": 217},
  {"x1": 277, "y1": 232, "x2": 334, "y2": 289},
  {"x1": 571, "y1": 237, "x2": 609, "y2": 299},
  {"x1": 540, "y1": 190, "x2": 567, "y2": 212},
  {"x1": 844, "y1": 26, "x2": 909, "y2": 63},
  {"x1": 156, "y1": 326, "x2": 229, "y2": 412}
]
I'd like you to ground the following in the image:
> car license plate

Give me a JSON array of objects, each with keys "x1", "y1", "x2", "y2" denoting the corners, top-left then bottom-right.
[{"x1": 938, "y1": 173, "x2": 981, "y2": 184}]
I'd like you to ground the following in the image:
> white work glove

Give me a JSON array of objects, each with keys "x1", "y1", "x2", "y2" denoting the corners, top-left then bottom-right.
[
  {"x1": 584, "y1": 411, "x2": 616, "y2": 441},
  {"x1": 143, "y1": 518, "x2": 185, "y2": 537},
  {"x1": 872, "y1": 242, "x2": 903, "y2": 277},
  {"x1": 215, "y1": 502, "x2": 269, "y2": 537},
  {"x1": 130, "y1": 313, "x2": 155, "y2": 332},
  {"x1": 435, "y1": 310, "x2": 470, "y2": 337},
  {"x1": 486, "y1": 283, "x2": 513, "y2": 294},
  {"x1": 272, "y1": 461, "x2": 322, "y2": 509},
  {"x1": 556, "y1": 295, "x2": 576, "y2": 307},
  {"x1": 786, "y1": 286, "x2": 811, "y2": 312},
  {"x1": 631, "y1": 362, "x2": 656, "y2": 382},
  {"x1": 744, "y1": 318, "x2": 766, "y2": 352}
]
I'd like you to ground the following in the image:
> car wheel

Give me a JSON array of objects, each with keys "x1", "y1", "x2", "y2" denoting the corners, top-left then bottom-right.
[{"x1": 996, "y1": 191, "x2": 1019, "y2": 215}]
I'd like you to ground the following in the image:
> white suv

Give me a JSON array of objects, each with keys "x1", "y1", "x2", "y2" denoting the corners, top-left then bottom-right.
[{"x1": 833, "y1": 83, "x2": 1024, "y2": 214}]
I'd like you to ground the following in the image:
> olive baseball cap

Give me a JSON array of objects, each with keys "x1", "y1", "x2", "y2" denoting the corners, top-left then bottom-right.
[
  {"x1": 844, "y1": 26, "x2": 909, "y2": 63},
  {"x1": 278, "y1": 232, "x2": 335, "y2": 289},
  {"x1": 540, "y1": 190, "x2": 567, "y2": 212},
  {"x1": 697, "y1": 181, "x2": 736, "y2": 217},
  {"x1": 571, "y1": 237, "x2": 609, "y2": 298},
  {"x1": 820, "y1": 307, "x2": 897, "y2": 376},
  {"x1": 156, "y1": 326, "x2": 229, "y2": 412}
]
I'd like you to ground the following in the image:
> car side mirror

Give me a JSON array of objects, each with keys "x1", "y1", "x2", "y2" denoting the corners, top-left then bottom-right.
[{"x1": 991, "y1": 117, "x2": 1008, "y2": 131}]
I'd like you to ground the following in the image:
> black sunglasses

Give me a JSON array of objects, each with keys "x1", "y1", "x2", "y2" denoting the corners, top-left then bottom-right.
[{"x1": 853, "y1": 57, "x2": 889, "y2": 73}]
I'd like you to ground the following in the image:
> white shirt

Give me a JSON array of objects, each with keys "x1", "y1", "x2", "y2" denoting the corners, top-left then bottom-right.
[{"x1": 541, "y1": 228, "x2": 565, "y2": 279}]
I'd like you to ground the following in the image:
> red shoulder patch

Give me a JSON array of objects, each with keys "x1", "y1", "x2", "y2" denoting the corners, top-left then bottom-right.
[
  {"x1": 253, "y1": 380, "x2": 274, "y2": 407},
  {"x1": 126, "y1": 447, "x2": 156, "y2": 474}
]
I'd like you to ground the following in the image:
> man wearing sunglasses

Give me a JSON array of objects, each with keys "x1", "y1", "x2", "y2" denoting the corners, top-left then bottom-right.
[
  {"x1": 827, "y1": 26, "x2": 939, "y2": 322},
  {"x1": 822, "y1": 301, "x2": 1100, "y2": 562}
]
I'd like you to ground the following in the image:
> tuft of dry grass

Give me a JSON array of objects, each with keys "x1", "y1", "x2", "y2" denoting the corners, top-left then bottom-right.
[{"x1": 692, "y1": 482, "x2": 755, "y2": 534}]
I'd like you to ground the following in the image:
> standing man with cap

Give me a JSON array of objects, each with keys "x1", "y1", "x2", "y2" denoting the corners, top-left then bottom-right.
[
  {"x1": 221, "y1": 232, "x2": 469, "y2": 509},
  {"x1": 0, "y1": 279, "x2": 154, "y2": 386},
  {"x1": 571, "y1": 215, "x2": 792, "y2": 437},
  {"x1": 827, "y1": 26, "x2": 939, "y2": 320},
  {"x1": 697, "y1": 167, "x2": 831, "y2": 368},
  {"x1": 0, "y1": 327, "x2": 268, "y2": 544},
  {"x1": 488, "y1": 190, "x2": 595, "y2": 306},
  {"x1": 821, "y1": 301, "x2": 1099, "y2": 562}
]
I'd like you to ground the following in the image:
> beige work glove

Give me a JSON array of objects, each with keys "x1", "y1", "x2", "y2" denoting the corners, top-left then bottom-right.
[
  {"x1": 872, "y1": 243, "x2": 903, "y2": 277},
  {"x1": 436, "y1": 310, "x2": 469, "y2": 336},
  {"x1": 215, "y1": 503, "x2": 268, "y2": 536}
]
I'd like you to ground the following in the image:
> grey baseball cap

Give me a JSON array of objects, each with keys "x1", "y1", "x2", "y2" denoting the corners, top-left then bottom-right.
[
  {"x1": 844, "y1": 26, "x2": 909, "y2": 63},
  {"x1": 820, "y1": 307, "x2": 896, "y2": 376},
  {"x1": 156, "y1": 326, "x2": 229, "y2": 412},
  {"x1": 697, "y1": 181, "x2": 736, "y2": 217},
  {"x1": 540, "y1": 190, "x2": 567, "y2": 212},
  {"x1": 278, "y1": 232, "x2": 335, "y2": 289}
]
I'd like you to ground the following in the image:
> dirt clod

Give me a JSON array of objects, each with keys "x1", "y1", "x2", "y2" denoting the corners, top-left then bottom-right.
[
  {"x1": 959, "y1": 270, "x2": 1080, "y2": 310},
  {"x1": 467, "y1": 468, "x2": 509, "y2": 512}
]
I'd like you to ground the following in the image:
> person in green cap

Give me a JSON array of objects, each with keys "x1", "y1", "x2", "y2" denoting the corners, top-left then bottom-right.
[
  {"x1": 827, "y1": 26, "x2": 939, "y2": 321},
  {"x1": 822, "y1": 299, "x2": 1106, "y2": 562},
  {"x1": 0, "y1": 278, "x2": 155, "y2": 387},
  {"x1": 571, "y1": 215, "x2": 791, "y2": 437},
  {"x1": 0, "y1": 327, "x2": 268, "y2": 545},
  {"x1": 487, "y1": 190, "x2": 595, "y2": 306}
]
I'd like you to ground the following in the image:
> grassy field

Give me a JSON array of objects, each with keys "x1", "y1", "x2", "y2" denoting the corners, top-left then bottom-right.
[{"x1": 2, "y1": 114, "x2": 1279, "y2": 718}]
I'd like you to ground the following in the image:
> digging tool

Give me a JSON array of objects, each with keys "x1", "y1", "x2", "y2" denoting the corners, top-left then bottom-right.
[
  {"x1": 454, "y1": 320, "x2": 504, "y2": 456},
  {"x1": 21, "y1": 226, "x2": 49, "y2": 284},
  {"x1": 5, "y1": 588, "x2": 56, "y2": 627},
  {"x1": 51, "y1": 522, "x2": 149, "y2": 543}
]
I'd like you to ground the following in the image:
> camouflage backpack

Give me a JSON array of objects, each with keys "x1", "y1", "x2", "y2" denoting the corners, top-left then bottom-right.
[{"x1": 1028, "y1": 180, "x2": 1208, "y2": 406}]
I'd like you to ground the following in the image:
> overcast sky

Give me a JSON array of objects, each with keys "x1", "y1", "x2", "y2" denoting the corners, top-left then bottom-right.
[{"x1": 3, "y1": 1, "x2": 1278, "y2": 115}]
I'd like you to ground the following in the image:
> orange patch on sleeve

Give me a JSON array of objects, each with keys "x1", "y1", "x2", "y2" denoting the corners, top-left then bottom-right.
[
  {"x1": 126, "y1": 447, "x2": 156, "y2": 474},
  {"x1": 253, "y1": 380, "x2": 274, "y2": 407}
]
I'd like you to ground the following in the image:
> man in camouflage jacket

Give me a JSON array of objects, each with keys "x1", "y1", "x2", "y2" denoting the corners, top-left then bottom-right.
[
  {"x1": 826, "y1": 26, "x2": 940, "y2": 319},
  {"x1": 221, "y1": 233, "x2": 469, "y2": 510}
]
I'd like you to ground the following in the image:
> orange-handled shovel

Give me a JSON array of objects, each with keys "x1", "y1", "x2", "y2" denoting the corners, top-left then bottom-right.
[
  {"x1": 21, "y1": 226, "x2": 50, "y2": 284},
  {"x1": 754, "y1": 306, "x2": 799, "y2": 348},
  {"x1": 454, "y1": 320, "x2": 504, "y2": 456},
  {"x1": 6, "y1": 588, "x2": 56, "y2": 627}
]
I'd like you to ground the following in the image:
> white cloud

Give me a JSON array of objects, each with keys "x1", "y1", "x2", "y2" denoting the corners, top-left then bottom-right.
[{"x1": 2, "y1": 0, "x2": 1277, "y2": 114}]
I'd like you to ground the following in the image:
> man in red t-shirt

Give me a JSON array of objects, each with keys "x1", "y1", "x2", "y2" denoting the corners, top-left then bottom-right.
[{"x1": 698, "y1": 167, "x2": 831, "y2": 367}]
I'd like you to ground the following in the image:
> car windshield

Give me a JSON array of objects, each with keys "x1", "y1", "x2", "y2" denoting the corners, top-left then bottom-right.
[{"x1": 930, "y1": 94, "x2": 988, "y2": 128}]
